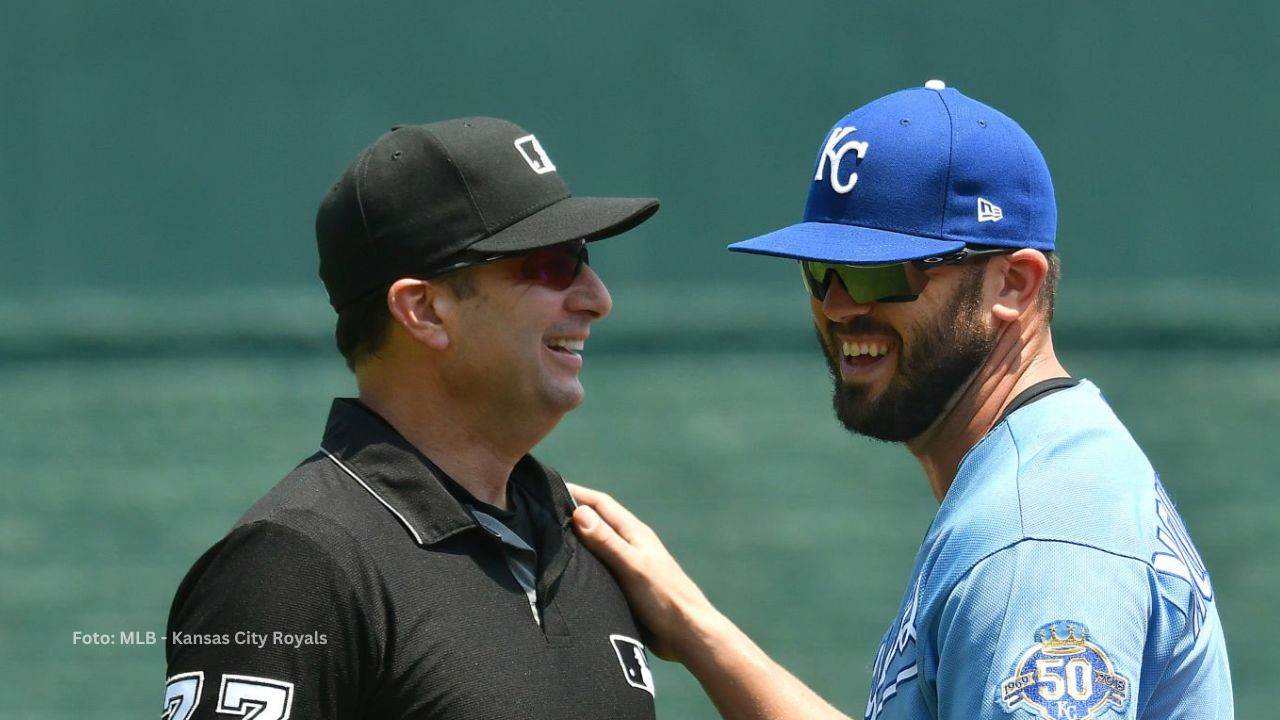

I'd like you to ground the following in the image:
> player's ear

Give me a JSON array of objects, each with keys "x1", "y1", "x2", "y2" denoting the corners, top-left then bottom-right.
[
  {"x1": 386, "y1": 278, "x2": 450, "y2": 350},
  {"x1": 990, "y1": 249, "x2": 1048, "y2": 323}
]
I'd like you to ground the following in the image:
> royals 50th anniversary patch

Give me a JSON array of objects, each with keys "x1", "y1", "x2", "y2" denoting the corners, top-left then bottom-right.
[{"x1": 1000, "y1": 621, "x2": 1129, "y2": 720}]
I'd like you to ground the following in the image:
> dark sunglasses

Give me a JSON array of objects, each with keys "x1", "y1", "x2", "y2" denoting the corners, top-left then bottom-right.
[
  {"x1": 801, "y1": 246, "x2": 1014, "y2": 304},
  {"x1": 420, "y1": 239, "x2": 590, "y2": 291}
]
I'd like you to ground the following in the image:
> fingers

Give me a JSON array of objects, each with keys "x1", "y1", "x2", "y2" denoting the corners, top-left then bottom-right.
[
  {"x1": 565, "y1": 481, "x2": 592, "y2": 503},
  {"x1": 572, "y1": 505, "x2": 636, "y2": 572},
  {"x1": 569, "y1": 484, "x2": 718, "y2": 666},
  {"x1": 567, "y1": 482, "x2": 612, "y2": 509},
  {"x1": 567, "y1": 483, "x2": 651, "y2": 544}
]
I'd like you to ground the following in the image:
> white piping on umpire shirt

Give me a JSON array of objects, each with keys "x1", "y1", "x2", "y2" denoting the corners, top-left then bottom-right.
[
  {"x1": 322, "y1": 447, "x2": 543, "y2": 626},
  {"x1": 321, "y1": 447, "x2": 425, "y2": 545}
]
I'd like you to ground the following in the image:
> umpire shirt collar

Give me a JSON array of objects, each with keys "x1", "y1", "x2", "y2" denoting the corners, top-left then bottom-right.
[{"x1": 317, "y1": 398, "x2": 577, "y2": 546}]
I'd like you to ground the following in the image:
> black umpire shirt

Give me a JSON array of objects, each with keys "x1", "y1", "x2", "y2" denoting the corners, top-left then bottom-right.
[{"x1": 164, "y1": 399, "x2": 656, "y2": 719}]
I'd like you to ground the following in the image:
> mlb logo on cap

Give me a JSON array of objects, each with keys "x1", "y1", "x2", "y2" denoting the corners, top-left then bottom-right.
[
  {"x1": 514, "y1": 134, "x2": 557, "y2": 174},
  {"x1": 728, "y1": 81, "x2": 1056, "y2": 265}
]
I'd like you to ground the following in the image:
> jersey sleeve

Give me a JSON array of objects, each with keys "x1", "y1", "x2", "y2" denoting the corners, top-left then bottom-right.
[
  {"x1": 927, "y1": 540, "x2": 1149, "y2": 720},
  {"x1": 162, "y1": 519, "x2": 377, "y2": 720}
]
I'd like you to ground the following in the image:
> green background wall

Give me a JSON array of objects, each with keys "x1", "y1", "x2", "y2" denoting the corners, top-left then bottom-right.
[{"x1": 2, "y1": 1, "x2": 1276, "y2": 717}]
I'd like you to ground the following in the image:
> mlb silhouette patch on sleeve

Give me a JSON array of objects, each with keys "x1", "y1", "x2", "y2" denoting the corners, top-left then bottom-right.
[
  {"x1": 609, "y1": 635, "x2": 655, "y2": 696},
  {"x1": 1000, "y1": 621, "x2": 1129, "y2": 720}
]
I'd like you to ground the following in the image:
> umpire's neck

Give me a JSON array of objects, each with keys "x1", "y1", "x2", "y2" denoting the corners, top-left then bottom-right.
[{"x1": 351, "y1": 285, "x2": 572, "y2": 512}]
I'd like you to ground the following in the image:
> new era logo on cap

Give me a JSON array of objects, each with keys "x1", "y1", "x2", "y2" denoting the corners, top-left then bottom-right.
[
  {"x1": 977, "y1": 197, "x2": 1003, "y2": 223},
  {"x1": 514, "y1": 134, "x2": 557, "y2": 175}
]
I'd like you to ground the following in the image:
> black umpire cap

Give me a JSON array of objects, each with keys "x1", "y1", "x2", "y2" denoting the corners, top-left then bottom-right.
[{"x1": 316, "y1": 117, "x2": 660, "y2": 312}]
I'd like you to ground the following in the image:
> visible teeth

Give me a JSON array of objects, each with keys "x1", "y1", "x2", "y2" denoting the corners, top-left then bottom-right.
[
  {"x1": 548, "y1": 338, "x2": 585, "y2": 352},
  {"x1": 842, "y1": 340, "x2": 889, "y2": 358}
]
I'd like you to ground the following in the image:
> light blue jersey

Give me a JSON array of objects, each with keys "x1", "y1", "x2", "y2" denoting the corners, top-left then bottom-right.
[{"x1": 864, "y1": 380, "x2": 1233, "y2": 720}]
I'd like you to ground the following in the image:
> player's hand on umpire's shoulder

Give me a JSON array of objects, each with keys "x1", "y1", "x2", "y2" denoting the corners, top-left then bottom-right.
[
  {"x1": 569, "y1": 483, "x2": 721, "y2": 663},
  {"x1": 572, "y1": 484, "x2": 853, "y2": 720}
]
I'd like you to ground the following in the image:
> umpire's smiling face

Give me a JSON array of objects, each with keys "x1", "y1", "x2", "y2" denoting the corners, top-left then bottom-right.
[
  {"x1": 810, "y1": 261, "x2": 998, "y2": 443},
  {"x1": 440, "y1": 253, "x2": 613, "y2": 422}
]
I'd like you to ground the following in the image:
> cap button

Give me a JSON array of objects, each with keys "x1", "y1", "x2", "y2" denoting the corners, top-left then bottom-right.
[{"x1": 924, "y1": 79, "x2": 946, "y2": 91}]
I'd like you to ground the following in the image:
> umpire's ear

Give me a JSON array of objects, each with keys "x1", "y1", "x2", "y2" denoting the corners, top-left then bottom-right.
[
  {"x1": 386, "y1": 278, "x2": 451, "y2": 351},
  {"x1": 991, "y1": 249, "x2": 1049, "y2": 323}
]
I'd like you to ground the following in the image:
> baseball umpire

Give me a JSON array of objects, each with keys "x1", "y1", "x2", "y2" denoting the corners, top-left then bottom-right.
[
  {"x1": 570, "y1": 82, "x2": 1234, "y2": 719},
  {"x1": 162, "y1": 118, "x2": 660, "y2": 719}
]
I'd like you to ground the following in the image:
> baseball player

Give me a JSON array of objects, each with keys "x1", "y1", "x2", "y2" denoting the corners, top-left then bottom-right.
[
  {"x1": 162, "y1": 118, "x2": 661, "y2": 719},
  {"x1": 570, "y1": 83, "x2": 1233, "y2": 719}
]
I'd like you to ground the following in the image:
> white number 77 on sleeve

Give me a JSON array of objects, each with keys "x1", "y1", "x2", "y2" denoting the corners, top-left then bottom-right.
[
  {"x1": 163, "y1": 672, "x2": 203, "y2": 720},
  {"x1": 163, "y1": 673, "x2": 295, "y2": 720}
]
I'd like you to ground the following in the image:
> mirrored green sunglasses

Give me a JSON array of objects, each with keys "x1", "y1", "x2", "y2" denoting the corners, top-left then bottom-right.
[{"x1": 800, "y1": 246, "x2": 1015, "y2": 304}]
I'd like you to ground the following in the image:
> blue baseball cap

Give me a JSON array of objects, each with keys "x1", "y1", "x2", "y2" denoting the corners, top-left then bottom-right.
[{"x1": 728, "y1": 81, "x2": 1056, "y2": 265}]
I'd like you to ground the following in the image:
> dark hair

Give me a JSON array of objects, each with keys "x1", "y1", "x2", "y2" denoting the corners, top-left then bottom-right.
[
  {"x1": 977, "y1": 248, "x2": 1060, "y2": 322},
  {"x1": 441, "y1": 269, "x2": 478, "y2": 301},
  {"x1": 1039, "y1": 252, "x2": 1061, "y2": 322},
  {"x1": 334, "y1": 272, "x2": 481, "y2": 372},
  {"x1": 335, "y1": 287, "x2": 393, "y2": 372}
]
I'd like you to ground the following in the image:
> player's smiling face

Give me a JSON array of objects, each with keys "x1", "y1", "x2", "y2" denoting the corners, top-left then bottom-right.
[
  {"x1": 810, "y1": 261, "x2": 997, "y2": 442},
  {"x1": 443, "y1": 255, "x2": 612, "y2": 419}
]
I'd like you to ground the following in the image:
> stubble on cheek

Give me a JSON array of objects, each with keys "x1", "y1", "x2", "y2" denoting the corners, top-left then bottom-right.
[{"x1": 815, "y1": 265, "x2": 997, "y2": 443}]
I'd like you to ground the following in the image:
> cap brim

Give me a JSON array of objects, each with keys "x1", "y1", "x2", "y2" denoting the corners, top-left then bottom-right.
[
  {"x1": 727, "y1": 222, "x2": 965, "y2": 264},
  {"x1": 470, "y1": 196, "x2": 659, "y2": 253}
]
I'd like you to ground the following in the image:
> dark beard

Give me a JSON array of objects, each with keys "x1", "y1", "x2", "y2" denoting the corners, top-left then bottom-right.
[{"x1": 819, "y1": 265, "x2": 996, "y2": 442}]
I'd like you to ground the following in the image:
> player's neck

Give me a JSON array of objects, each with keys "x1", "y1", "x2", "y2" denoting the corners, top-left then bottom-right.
[
  {"x1": 356, "y1": 366, "x2": 557, "y2": 510},
  {"x1": 907, "y1": 324, "x2": 1068, "y2": 503}
]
